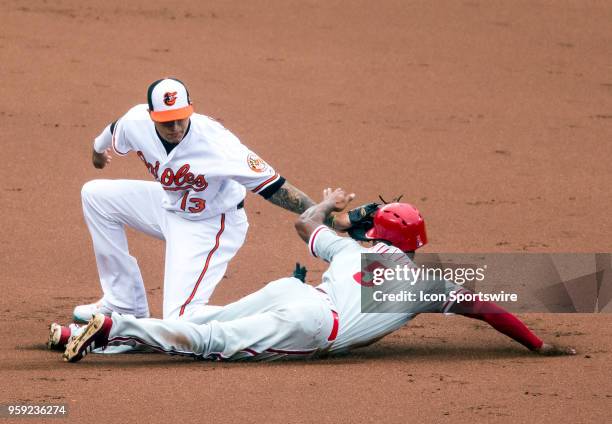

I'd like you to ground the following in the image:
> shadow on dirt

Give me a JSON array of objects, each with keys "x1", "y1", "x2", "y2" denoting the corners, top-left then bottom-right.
[{"x1": 9, "y1": 341, "x2": 539, "y2": 371}]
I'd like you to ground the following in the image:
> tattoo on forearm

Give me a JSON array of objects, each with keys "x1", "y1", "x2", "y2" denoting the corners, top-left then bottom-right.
[{"x1": 268, "y1": 183, "x2": 315, "y2": 214}]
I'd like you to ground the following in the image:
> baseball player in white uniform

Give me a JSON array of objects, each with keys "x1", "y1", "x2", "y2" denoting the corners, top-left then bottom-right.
[
  {"x1": 60, "y1": 189, "x2": 575, "y2": 362},
  {"x1": 74, "y1": 78, "x2": 316, "y2": 322}
]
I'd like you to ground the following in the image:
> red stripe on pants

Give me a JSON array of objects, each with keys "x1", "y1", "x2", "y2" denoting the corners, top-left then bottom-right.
[{"x1": 179, "y1": 213, "x2": 226, "y2": 316}]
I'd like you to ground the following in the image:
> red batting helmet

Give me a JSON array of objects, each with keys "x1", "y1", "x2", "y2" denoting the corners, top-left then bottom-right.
[{"x1": 365, "y1": 203, "x2": 428, "y2": 251}]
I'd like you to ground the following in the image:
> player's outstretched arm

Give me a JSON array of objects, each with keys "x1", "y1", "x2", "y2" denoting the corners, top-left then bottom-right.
[
  {"x1": 294, "y1": 188, "x2": 355, "y2": 243},
  {"x1": 448, "y1": 296, "x2": 576, "y2": 356},
  {"x1": 266, "y1": 181, "x2": 316, "y2": 214}
]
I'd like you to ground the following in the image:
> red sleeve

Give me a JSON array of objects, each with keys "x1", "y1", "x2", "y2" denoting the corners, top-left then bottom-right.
[{"x1": 448, "y1": 297, "x2": 543, "y2": 351}]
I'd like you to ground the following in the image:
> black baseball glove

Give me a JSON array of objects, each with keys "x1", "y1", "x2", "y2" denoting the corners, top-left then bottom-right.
[
  {"x1": 346, "y1": 202, "x2": 380, "y2": 241},
  {"x1": 345, "y1": 195, "x2": 403, "y2": 241}
]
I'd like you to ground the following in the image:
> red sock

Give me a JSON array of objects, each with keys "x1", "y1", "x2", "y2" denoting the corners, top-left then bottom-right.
[{"x1": 449, "y1": 299, "x2": 543, "y2": 351}]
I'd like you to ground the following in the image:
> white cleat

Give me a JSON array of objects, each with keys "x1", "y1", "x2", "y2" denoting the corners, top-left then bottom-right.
[
  {"x1": 72, "y1": 300, "x2": 148, "y2": 323},
  {"x1": 72, "y1": 300, "x2": 112, "y2": 323}
]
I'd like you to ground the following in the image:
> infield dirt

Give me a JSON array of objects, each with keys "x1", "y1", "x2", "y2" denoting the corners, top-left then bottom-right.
[{"x1": 1, "y1": 1, "x2": 611, "y2": 423}]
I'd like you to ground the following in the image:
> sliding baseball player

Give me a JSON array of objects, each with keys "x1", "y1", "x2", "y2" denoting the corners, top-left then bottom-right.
[{"x1": 60, "y1": 189, "x2": 576, "y2": 362}]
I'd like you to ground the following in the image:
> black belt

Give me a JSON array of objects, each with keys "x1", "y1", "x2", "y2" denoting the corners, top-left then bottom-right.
[{"x1": 237, "y1": 199, "x2": 245, "y2": 210}]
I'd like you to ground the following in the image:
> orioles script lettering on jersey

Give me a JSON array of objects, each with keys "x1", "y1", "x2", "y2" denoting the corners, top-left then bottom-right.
[
  {"x1": 137, "y1": 151, "x2": 160, "y2": 179},
  {"x1": 160, "y1": 165, "x2": 208, "y2": 192},
  {"x1": 137, "y1": 151, "x2": 208, "y2": 192}
]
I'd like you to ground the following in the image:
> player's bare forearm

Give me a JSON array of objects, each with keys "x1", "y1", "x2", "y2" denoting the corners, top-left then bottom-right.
[
  {"x1": 295, "y1": 202, "x2": 336, "y2": 243},
  {"x1": 266, "y1": 181, "x2": 315, "y2": 214},
  {"x1": 295, "y1": 188, "x2": 355, "y2": 243}
]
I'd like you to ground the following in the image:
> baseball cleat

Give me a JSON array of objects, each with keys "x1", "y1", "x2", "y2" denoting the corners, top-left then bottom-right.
[
  {"x1": 72, "y1": 300, "x2": 112, "y2": 324},
  {"x1": 63, "y1": 313, "x2": 113, "y2": 363},
  {"x1": 72, "y1": 300, "x2": 149, "y2": 323},
  {"x1": 47, "y1": 323, "x2": 70, "y2": 351},
  {"x1": 47, "y1": 323, "x2": 83, "y2": 351}
]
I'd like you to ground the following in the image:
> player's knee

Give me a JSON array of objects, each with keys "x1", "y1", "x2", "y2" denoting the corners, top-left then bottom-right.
[
  {"x1": 81, "y1": 179, "x2": 106, "y2": 202},
  {"x1": 81, "y1": 180, "x2": 121, "y2": 209}
]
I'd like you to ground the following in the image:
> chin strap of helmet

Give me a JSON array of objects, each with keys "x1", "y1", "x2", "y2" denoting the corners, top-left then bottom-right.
[{"x1": 378, "y1": 194, "x2": 404, "y2": 204}]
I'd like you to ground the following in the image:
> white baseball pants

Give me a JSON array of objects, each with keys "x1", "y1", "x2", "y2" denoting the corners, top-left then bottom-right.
[
  {"x1": 81, "y1": 179, "x2": 248, "y2": 319},
  {"x1": 106, "y1": 278, "x2": 338, "y2": 361}
]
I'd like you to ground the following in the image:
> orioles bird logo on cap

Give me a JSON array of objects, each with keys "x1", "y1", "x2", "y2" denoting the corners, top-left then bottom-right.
[{"x1": 163, "y1": 91, "x2": 178, "y2": 106}]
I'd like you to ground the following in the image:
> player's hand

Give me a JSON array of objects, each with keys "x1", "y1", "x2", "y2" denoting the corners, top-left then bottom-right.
[
  {"x1": 323, "y1": 188, "x2": 355, "y2": 212},
  {"x1": 292, "y1": 262, "x2": 307, "y2": 283},
  {"x1": 92, "y1": 148, "x2": 112, "y2": 169},
  {"x1": 331, "y1": 212, "x2": 352, "y2": 232},
  {"x1": 535, "y1": 343, "x2": 577, "y2": 356}
]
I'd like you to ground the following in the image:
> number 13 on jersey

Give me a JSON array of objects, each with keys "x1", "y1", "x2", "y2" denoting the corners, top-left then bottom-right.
[{"x1": 180, "y1": 191, "x2": 206, "y2": 213}]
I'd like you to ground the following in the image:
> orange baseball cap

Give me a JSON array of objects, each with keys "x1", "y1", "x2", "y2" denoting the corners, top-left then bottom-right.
[{"x1": 147, "y1": 78, "x2": 194, "y2": 122}]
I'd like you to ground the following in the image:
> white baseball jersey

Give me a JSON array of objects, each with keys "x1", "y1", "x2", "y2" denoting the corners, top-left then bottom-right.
[
  {"x1": 308, "y1": 226, "x2": 415, "y2": 353},
  {"x1": 309, "y1": 225, "x2": 459, "y2": 354},
  {"x1": 94, "y1": 104, "x2": 281, "y2": 220},
  {"x1": 84, "y1": 104, "x2": 284, "y2": 319}
]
